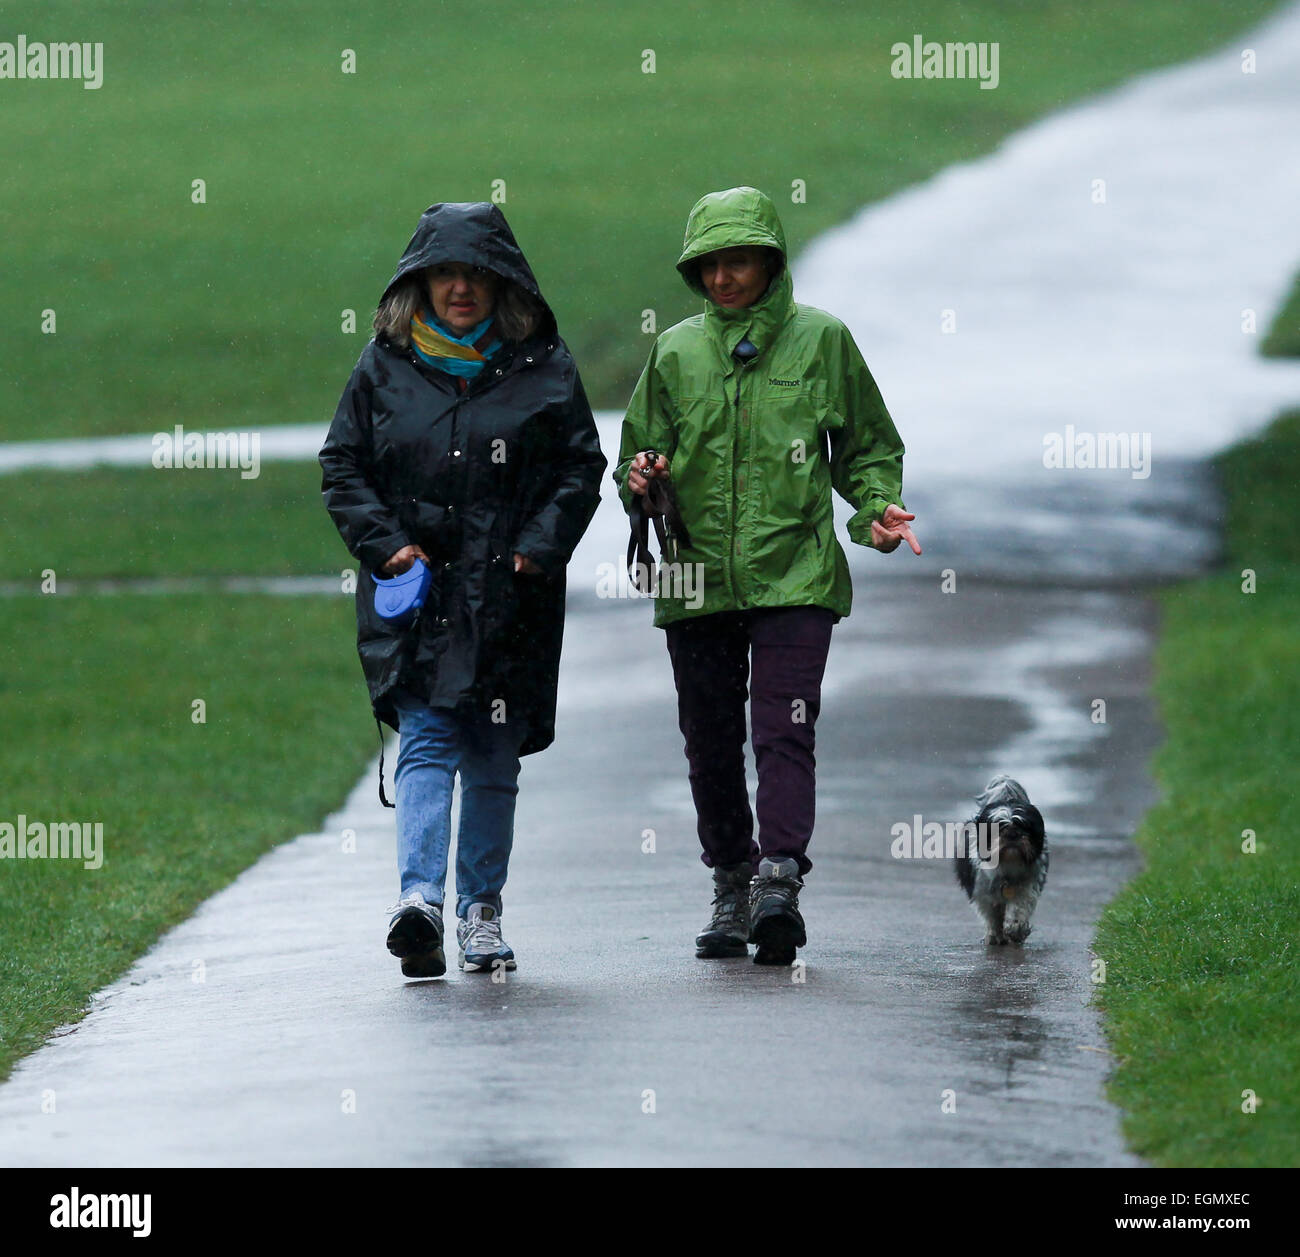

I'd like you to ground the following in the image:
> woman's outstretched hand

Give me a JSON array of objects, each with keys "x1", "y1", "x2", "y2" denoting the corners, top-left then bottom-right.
[
  {"x1": 383, "y1": 544, "x2": 430, "y2": 574},
  {"x1": 513, "y1": 553, "x2": 541, "y2": 574},
  {"x1": 627, "y1": 450, "x2": 669, "y2": 496},
  {"x1": 871, "y1": 505, "x2": 922, "y2": 555}
]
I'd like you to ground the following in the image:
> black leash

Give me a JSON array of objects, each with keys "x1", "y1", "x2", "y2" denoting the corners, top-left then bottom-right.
[
  {"x1": 377, "y1": 716, "x2": 395, "y2": 808},
  {"x1": 375, "y1": 597, "x2": 429, "y2": 809},
  {"x1": 627, "y1": 449, "x2": 691, "y2": 593}
]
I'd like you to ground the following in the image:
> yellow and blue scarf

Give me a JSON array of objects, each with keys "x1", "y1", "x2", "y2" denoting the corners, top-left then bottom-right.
[{"x1": 410, "y1": 309, "x2": 502, "y2": 378}]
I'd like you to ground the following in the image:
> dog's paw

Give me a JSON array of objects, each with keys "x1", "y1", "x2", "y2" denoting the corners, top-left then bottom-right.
[{"x1": 984, "y1": 931, "x2": 1006, "y2": 946}]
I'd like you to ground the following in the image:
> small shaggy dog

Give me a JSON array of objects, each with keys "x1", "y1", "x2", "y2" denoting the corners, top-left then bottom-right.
[{"x1": 955, "y1": 775, "x2": 1048, "y2": 945}]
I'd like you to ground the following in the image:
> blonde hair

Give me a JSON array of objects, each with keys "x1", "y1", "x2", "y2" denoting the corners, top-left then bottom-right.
[{"x1": 373, "y1": 269, "x2": 543, "y2": 347}]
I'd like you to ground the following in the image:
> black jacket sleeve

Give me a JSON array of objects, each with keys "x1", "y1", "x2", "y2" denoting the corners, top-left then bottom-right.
[
  {"x1": 319, "y1": 348, "x2": 412, "y2": 573},
  {"x1": 511, "y1": 361, "x2": 607, "y2": 577}
]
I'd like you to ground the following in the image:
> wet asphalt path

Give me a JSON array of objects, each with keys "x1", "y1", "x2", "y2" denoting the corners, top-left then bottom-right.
[{"x1": 0, "y1": 562, "x2": 1155, "y2": 1167}]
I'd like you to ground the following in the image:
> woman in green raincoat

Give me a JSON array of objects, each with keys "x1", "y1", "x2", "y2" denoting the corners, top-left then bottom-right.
[{"x1": 614, "y1": 186, "x2": 921, "y2": 966}]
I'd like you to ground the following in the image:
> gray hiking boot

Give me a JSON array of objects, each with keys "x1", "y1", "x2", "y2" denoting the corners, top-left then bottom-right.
[
  {"x1": 695, "y1": 862, "x2": 753, "y2": 958},
  {"x1": 749, "y1": 857, "x2": 806, "y2": 966},
  {"x1": 386, "y1": 892, "x2": 446, "y2": 978}
]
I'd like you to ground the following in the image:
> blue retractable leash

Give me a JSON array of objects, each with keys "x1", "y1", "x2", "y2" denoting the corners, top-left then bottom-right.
[
  {"x1": 371, "y1": 560, "x2": 434, "y2": 807},
  {"x1": 372, "y1": 560, "x2": 433, "y2": 626}
]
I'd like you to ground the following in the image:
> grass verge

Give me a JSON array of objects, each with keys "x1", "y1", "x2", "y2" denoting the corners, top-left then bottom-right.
[
  {"x1": 1094, "y1": 407, "x2": 1300, "y2": 1166},
  {"x1": 0, "y1": 594, "x2": 375, "y2": 1079},
  {"x1": 1261, "y1": 274, "x2": 1300, "y2": 357},
  {"x1": 0, "y1": 463, "x2": 344, "y2": 583}
]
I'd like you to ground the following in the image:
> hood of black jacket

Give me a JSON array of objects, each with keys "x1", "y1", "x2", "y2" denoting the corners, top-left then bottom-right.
[{"x1": 379, "y1": 202, "x2": 558, "y2": 338}]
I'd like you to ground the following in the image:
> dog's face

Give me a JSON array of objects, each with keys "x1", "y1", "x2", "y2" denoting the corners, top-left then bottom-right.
[{"x1": 978, "y1": 801, "x2": 1046, "y2": 873}]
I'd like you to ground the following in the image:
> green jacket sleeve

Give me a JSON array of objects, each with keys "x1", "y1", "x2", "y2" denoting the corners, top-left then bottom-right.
[
  {"x1": 828, "y1": 327, "x2": 906, "y2": 548},
  {"x1": 612, "y1": 340, "x2": 677, "y2": 513}
]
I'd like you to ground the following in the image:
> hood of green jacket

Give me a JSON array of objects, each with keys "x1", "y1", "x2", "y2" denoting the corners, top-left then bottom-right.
[
  {"x1": 676, "y1": 185, "x2": 787, "y2": 287},
  {"x1": 676, "y1": 186, "x2": 794, "y2": 356}
]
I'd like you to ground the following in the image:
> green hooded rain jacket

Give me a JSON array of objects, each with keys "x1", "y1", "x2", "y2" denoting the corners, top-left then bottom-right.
[{"x1": 614, "y1": 186, "x2": 906, "y2": 628}]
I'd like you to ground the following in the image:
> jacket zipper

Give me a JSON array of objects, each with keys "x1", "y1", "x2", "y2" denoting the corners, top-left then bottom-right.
[{"x1": 730, "y1": 368, "x2": 744, "y2": 604}]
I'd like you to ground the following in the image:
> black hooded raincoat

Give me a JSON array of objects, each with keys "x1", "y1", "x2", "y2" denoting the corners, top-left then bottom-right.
[{"x1": 320, "y1": 203, "x2": 606, "y2": 757}]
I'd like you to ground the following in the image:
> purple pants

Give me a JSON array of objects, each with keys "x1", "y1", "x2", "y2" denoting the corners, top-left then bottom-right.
[{"x1": 664, "y1": 605, "x2": 836, "y2": 877}]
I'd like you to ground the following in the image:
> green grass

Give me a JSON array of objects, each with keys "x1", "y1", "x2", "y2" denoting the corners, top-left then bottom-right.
[
  {"x1": 1261, "y1": 274, "x2": 1300, "y2": 357},
  {"x1": 0, "y1": 594, "x2": 376, "y2": 1077},
  {"x1": 0, "y1": 463, "x2": 344, "y2": 582},
  {"x1": 0, "y1": 0, "x2": 1281, "y2": 433},
  {"x1": 1095, "y1": 407, "x2": 1300, "y2": 1166}
]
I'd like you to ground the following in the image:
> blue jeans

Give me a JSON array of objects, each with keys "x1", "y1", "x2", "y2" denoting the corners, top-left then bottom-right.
[{"x1": 389, "y1": 685, "x2": 525, "y2": 920}]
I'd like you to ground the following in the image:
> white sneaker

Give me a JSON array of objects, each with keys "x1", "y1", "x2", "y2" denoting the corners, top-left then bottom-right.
[{"x1": 456, "y1": 903, "x2": 516, "y2": 972}]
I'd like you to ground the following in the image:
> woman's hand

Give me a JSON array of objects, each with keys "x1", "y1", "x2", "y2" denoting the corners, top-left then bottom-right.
[
  {"x1": 513, "y1": 553, "x2": 542, "y2": 575},
  {"x1": 627, "y1": 450, "x2": 669, "y2": 496},
  {"x1": 871, "y1": 505, "x2": 922, "y2": 555},
  {"x1": 383, "y1": 544, "x2": 430, "y2": 575}
]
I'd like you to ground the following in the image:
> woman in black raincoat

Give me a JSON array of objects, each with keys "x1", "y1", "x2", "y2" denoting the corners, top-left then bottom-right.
[{"x1": 320, "y1": 202, "x2": 605, "y2": 978}]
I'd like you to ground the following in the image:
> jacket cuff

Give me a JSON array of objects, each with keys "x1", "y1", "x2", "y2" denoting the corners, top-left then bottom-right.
[
  {"x1": 360, "y1": 532, "x2": 412, "y2": 575},
  {"x1": 509, "y1": 523, "x2": 565, "y2": 576},
  {"x1": 612, "y1": 459, "x2": 637, "y2": 513},
  {"x1": 512, "y1": 546, "x2": 561, "y2": 578},
  {"x1": 847, "y1": 497, "x2": 899, "y2": 548}
]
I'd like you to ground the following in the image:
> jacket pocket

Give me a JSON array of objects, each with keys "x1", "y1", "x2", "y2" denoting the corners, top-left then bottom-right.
[
  {"x1": 359, "y1": 558, "x2": 443, "y2": 638},
  {"x1": 460, "y1": 512, "x2": 515, "y2": 641},
  {"x1": 396, "y1": 497, "x2": 459, "y2": 557},
  {"x1": 801, "y1": 496, "x2": 829, "y2": 554}
]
